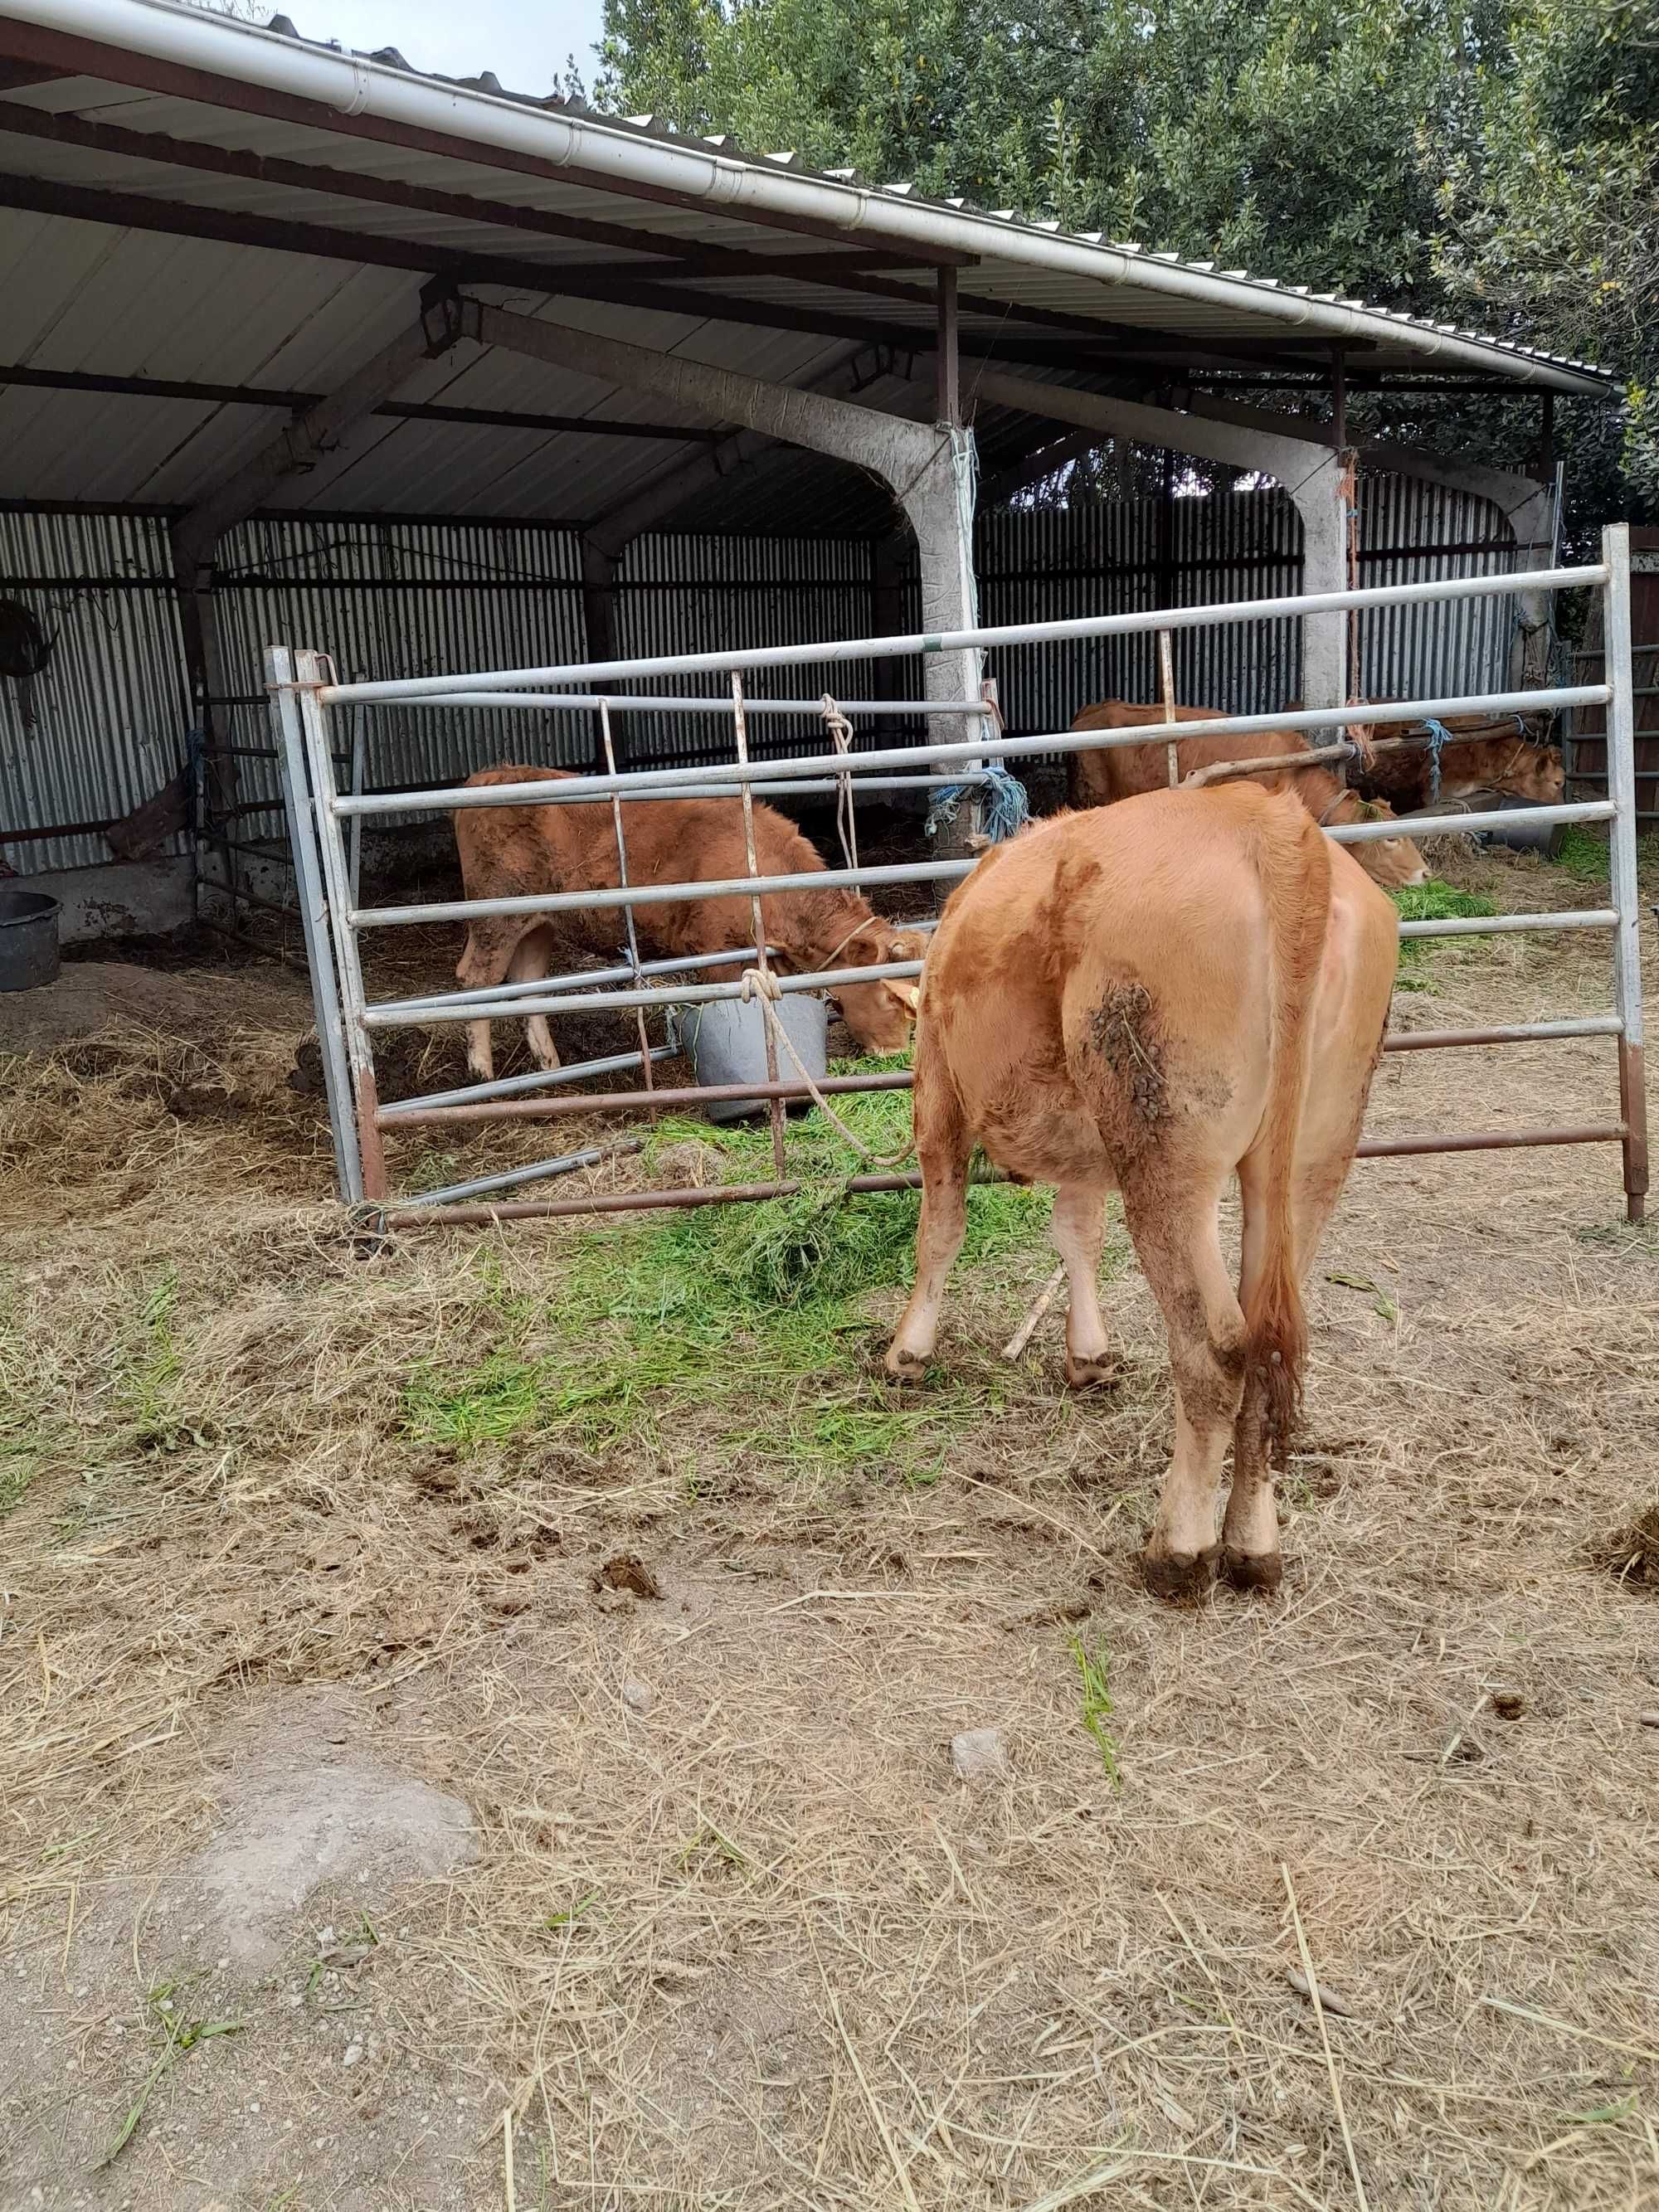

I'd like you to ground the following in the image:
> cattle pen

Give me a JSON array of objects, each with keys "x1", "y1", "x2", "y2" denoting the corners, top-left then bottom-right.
[{"x1": 271, "y1": 528, "x2": 1648, "y2": 1232}]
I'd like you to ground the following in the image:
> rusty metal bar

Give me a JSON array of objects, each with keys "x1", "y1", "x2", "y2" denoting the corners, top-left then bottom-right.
[
  {"x1": 382, "y1": 1170, "x2": 929, "y2": 1230},
  {"x1": 374, "y1": 1071, "x2": 914, "y2": 1130},
  {"x1": 1382, "y1": 1018, "x2": 1622, "y2": 1053},
  {"x1": 1355, "y1": 1125, "x2": 1623, "y2": 1159}
]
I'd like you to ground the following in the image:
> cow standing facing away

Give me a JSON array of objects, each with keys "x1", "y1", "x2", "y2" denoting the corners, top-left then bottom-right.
[
  {"x1": 886, "y1": 784, "x2": 1399, "y2": 1600},
  {"x1": 1067, "y1": 699, "x2": 1428, "y2": 890},
  {"x1": 453, "y1": 766, "x2": 927, "y2": 1078}
]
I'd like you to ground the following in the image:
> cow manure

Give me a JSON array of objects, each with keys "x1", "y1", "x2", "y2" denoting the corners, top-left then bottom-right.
[{"x1": 593, "y1": 1553, "x2": 663, "y2": 1601}]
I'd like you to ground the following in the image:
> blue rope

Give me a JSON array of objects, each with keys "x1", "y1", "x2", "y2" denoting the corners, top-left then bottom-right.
[
  {"x1": 927, "y1": 757, "x2": 1030, "y2": 844},
  {"x1": 1419, "y1": 717, "x2": 1452, "y2": 805}
]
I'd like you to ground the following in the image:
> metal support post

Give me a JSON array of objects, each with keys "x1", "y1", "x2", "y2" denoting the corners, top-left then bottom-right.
[
  {"x1": 1603, "y1": 524, "x2": 1649, "y2": 1222},
  {"x1": 266, "y1": 646, "x2": 362, "y2": 1203},
  {"x1": 293, "y1": 649, "x2": 388, "y2": 1201}
]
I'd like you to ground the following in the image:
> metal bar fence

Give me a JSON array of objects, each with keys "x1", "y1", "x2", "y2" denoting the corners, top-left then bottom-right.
[{"x1": 270, "y1": 536, "x2": 1648, "y2": 1228}]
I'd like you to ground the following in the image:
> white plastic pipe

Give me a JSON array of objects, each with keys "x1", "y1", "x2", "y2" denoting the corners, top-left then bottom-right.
[{"x1": 7, "y1": 0, "x2": 1609, "y2": 394}]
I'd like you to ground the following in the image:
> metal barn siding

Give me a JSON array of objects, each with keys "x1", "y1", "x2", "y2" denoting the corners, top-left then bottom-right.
[
  {"x1": 211, "y1": 517, "x2": 588, "y2": 824},
  {"x1": 0, "y1": 510, "x2": 192, "y2": 875},
  {"x1": 611, "y1": 534, "x2": 887, "y2": 762},
  {"x1": 976, "y1": 493, "x2": 1301, "y2": 733},
  {"x1": 1357, "y1": 475, "x2": 1515, "y2": 701}
]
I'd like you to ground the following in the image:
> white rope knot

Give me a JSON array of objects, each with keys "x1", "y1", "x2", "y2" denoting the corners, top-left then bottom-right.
[
  {"x1": 822, "y1": 693, "x2": 859, "y2": 873},
  {"x1": 739, "y1": 965, "x2": 784, "y2": 1004},
  {"x1": 821, "y1": 693, "x2": 855, "y2": 753}
]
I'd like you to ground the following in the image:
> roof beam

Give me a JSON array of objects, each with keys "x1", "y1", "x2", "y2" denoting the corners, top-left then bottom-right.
[
  {"x1": 979, "y1": 428, "x2": 1103, "y2": 506},
  {"x1": 173, "y1": 303, "x2": 455, "y2": 568},
  {"x1": 0, "y1": 169, "x2": 1342, "y2": 373},
  {"x1": 0, "y1": 97, "x2": 970, "y2": 280},
  {"x1": 0, "y1": 361, "x2": 722, "y2": 441},
  {"x1": 585, "y1": 346, "x2": 924, "y2": 555}
]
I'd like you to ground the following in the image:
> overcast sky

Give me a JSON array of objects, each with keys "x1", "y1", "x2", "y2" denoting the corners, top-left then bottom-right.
[{"x1": 272, "y1": 1, "x2": 609, "y2": 95}]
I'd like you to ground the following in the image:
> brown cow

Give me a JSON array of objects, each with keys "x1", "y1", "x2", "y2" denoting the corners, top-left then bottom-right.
[
  {"x1": 885, "y1": 783, "x2": 1399, "y2": 1600},
  {"x1": 453, "y1": 766, "x2": 927, "y2": 1079},
  {"x1": 1350, "y1": 712, "x2": 1564, "y2": 814},
  {"x1": 1066, "y1": 699, "x2": 1429, "y2": 889}
]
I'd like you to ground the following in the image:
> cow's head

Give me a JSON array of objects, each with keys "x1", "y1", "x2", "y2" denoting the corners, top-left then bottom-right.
[
  {"x1": 1496, "y1": 741, "x2": 1566, "y2": 806},
  {"x1": 1326, "y1": 793, "x2": 1430, "y2": 888},
  {"x1": 831, "y1": 924, "x2": 929, "y2": 1053}
]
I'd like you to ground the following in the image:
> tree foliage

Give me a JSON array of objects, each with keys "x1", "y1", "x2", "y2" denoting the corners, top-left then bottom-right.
[{"x1": 594, "y1": 0, "x2": 1655, "y2": 520}]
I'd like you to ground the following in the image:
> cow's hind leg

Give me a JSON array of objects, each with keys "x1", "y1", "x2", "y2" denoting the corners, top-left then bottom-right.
[
  {"x1": 508, "y1": 926, "x2": 560, "y2": 1072},
  {"x1": 885, "y1": 1038, "x2": 971, "y2": 1381},
  {"x1": 1118, "y1": 1159, "x2": 1248, "y2": 1602},
  {"x1": 1052, "y1": 1183, "x2": 1115, "y2": 1388},
  {"x1": 456, "y1": 920, "x2": 525, "y2": 1085},
  {"x1": 1222, "y1": 1038, "x2": 1376, "y2": 1592}
]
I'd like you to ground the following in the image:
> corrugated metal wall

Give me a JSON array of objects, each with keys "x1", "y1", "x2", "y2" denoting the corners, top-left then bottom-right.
[
  {"x1": 611, "y1": 533, "x2": 887, "y2": 761},
  {"x1": 975, "y1": 493, "x2": 1302, "y2": 731},
  {"x1": 0, "y1": 511, "x2": 190, "y2": 873},
  {"x1": 0, "y1": 474, "x2": 1523, "y2": 880},
  {"x1": 1357, "y1": 475, "x2": 1516, "y2": 701},
  {"x1": 212, "y1": 517, "x2": 587, "y2": 829}
]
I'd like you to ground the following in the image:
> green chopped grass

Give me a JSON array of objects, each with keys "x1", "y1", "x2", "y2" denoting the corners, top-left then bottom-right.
[
  {"x1": 1550, "y1": 822, "x2": 1610, "y2": 884},
  {"x1": 401, "y1": 1053, "x2": 1054, "y2": 1478},
  {"x1": 1070, "y1": 1635, "x2": 1122, "y2": 1788},
  {"x1": 1389, "y1": 878, "x2": 1498, "y2": 984}
]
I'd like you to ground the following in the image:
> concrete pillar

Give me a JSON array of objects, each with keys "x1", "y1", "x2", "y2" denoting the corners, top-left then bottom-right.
[
  {"x1": 462, "y1": 297, "x2": 981, "y2": 822},
  {"x1": 1177, "y1": 390, "x2": 1559, "y2": 690},
  {"x1": 968, "y1": 371, "x2": 1355, "y2": 710}
]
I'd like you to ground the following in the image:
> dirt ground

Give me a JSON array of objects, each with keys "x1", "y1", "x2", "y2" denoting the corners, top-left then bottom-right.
[{"x1": 2, "y1": 833, "x2": 1657, "y2": 2212}]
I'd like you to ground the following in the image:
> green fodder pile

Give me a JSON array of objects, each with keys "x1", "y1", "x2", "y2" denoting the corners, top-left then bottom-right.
[{"x1": 402, "y1": 1063, "x2": 1055, "y2": 1483}]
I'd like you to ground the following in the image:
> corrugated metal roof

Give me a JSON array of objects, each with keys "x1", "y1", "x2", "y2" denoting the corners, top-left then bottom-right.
[{"x1": 0, "y1": 0, "x2": 1614, "y2": 529}]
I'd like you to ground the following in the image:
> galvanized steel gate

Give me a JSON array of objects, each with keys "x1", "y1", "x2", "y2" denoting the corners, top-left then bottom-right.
[{"x1": 270, "y1": 528, "x2": 1648, "y2": 1231}]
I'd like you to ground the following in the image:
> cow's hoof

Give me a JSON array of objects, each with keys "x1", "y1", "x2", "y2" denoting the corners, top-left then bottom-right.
[
  {"x1": 1220, "y1": 1547, "x2": 1283, "y2": 1595},
  {"x1": 1064, "y1": 1354, "x2": 1118, "y2": 1393},
  {"x1": 883, "y1": 1346, "x2": 931, "y2": 1386},
  {"x1": 1141, "y1": 1543, "x2": 1219, "y2": 1603}
]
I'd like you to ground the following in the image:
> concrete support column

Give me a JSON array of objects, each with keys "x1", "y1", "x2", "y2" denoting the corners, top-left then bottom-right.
[
  {"x1": 1178, "y1": 390, "x2": 1559, "y2": 692},
  {"x1": 968, "y1": 372, "x2": 1353, "y2": 709},
  {"x1": 462, "y1": 297, "x2": 982, "y2": 846}
]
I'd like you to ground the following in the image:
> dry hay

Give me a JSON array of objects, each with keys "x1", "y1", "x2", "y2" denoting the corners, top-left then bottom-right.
[{"x1": 1, "y1": 839, "x2": 1657, "y2": 2211}]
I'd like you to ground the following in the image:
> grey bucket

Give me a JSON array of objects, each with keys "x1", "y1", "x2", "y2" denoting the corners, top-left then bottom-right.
[
  {"x1": 0, "y1": 886, "x2": 61, "y2": 991},
  {"x1": 681, "y1": 992, "x2": 829, "y2": 1124}
]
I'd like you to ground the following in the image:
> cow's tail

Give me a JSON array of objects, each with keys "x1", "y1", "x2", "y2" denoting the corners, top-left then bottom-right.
[{"x1": 1243, "y1": 809, "x2": 1331, "y2": 1462}]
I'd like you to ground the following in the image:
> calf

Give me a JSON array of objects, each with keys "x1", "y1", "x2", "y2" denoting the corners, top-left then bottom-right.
[
  {"x1": 453, "y1": 766, "x2": 927, "y2": 1078},
  {"x1": 1352, "y1": 713, "x2": 1564, "y2": 814},
  {"x1": 1067, "y1": 699, "x2": 1428, "y2": 889},
  {"x1": 886, "y1": 783, "x2": 1399, "y2": 1600}
]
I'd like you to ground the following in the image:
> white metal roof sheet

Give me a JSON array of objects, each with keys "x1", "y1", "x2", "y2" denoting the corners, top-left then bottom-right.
[{"x1": 0, "y1": 0, "x2": 1614, "y2": 526}]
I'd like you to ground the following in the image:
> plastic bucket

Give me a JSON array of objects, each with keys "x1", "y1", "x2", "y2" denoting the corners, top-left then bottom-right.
[
  {"x1": 0, "y1": 886, "x2": 61, "y2": 991},
  {"x1": 681, "y1": 991, "x2": 829, "y2": 1124}
]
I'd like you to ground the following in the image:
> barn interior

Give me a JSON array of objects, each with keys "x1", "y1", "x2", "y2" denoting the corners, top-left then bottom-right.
[{"x1": 0, "y1": 0, "x2": 1616, "y2": 1004}]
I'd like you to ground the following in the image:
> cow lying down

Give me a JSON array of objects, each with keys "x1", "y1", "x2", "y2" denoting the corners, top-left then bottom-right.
[
  {"x1": 1067, "y1": 698, "x2": 1429, "y2": 889},
  {"x1": 453, "y1": 765, "x2": 927, "y2": 1077},
  {"x1": 887, "y1": 783, "x2": 1399, "y2": 1602}
]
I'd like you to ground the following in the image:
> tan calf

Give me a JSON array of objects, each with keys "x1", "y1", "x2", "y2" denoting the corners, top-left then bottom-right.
[
  {"x1": 1067, "y1": 699, "x2": 1429, "y2": 889},
  {"x1": 886, "y1": 784, "x2": 1399, "y2": 1601},
  {"x1": 453, "y1": 766, "x2": 925, "y2": 1078}
]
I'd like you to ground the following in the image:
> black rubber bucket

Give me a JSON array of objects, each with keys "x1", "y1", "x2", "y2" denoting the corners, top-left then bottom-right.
[{"x1": 0, "y1": 886, "x2": 61, "y2": 990}]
